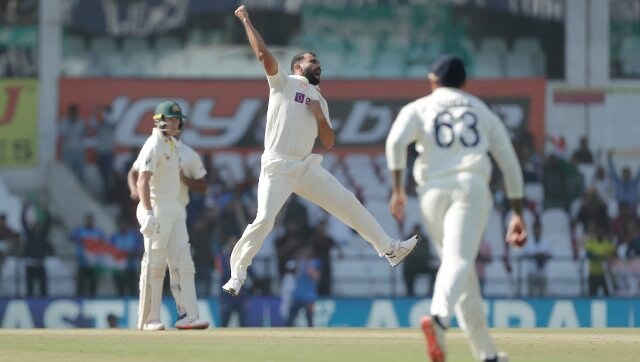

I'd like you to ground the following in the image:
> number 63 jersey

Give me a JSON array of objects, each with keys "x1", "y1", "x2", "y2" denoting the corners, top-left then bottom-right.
[{"x1": 386, "y1": 87, "x2": 523, "y2": 199}]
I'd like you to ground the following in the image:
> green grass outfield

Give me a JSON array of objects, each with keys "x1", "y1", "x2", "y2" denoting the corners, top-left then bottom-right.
[{"x1": 0, "y1": 328, "x2": 637, "y2": 362}]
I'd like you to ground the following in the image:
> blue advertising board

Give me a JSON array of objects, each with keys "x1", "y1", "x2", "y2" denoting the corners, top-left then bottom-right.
[{"x1": 0, "y1": 297, "x2": 638, "y2": 329}]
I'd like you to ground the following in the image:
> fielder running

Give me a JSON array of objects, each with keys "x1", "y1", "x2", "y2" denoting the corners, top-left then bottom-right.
[
  {"x1": 133, "y1": 101, "x2": 209, "y2": 330},
  {"x1": 386, "y1": 56, "x2": 527, "y2": 362},
  {"x1": 222, "y1": 5, "x2": 419, "y2": 297}
]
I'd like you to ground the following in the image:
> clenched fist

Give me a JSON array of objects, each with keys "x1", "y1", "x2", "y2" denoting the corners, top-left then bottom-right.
[
  {"x1": 505, "y1": 214, "x2": 527, "y2": 248},
  {"x1": 234, "y1": 5, "x2": 249, "y2": 22}
]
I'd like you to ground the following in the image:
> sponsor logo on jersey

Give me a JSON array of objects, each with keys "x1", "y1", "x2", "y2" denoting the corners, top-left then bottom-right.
[{"x1": 294, "y1": 92, "x2": 305, "y2": 103}]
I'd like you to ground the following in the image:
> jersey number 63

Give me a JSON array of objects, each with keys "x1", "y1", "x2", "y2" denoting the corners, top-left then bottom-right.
[{"x1": 433, "y1": 110, "x2": 480, "y2": 148}]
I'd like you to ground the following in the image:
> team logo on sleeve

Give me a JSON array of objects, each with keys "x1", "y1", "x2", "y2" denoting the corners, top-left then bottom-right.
[{"x1": 294, "y1": 92, "x2": 305, "y2": 103}]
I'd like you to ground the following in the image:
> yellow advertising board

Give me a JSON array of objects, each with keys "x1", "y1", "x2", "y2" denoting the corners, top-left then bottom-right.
[{"x1": 0, "y1": 79, "x2": 38, "y2": 166}]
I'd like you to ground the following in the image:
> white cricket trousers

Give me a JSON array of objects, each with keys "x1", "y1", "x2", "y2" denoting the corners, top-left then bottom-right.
[
  {"x1": 230, "y1": 151, "x2": 393, "y2": 280},
  {"x1": 137, "y1": 199, "x2": 188, "y2": 325},
  {"x1": 418, "y1": 173, "x2": 498, "y2": 360}
]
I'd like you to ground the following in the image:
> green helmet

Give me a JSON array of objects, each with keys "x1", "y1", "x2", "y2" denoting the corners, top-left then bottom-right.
[{"x1": 153, "y1": 101, "x2": 187, "y2": 130}]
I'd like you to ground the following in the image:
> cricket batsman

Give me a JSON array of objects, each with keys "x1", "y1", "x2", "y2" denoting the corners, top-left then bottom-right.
[{"x1": 134, "y1": 101, "x2": 208, "y2": 330}]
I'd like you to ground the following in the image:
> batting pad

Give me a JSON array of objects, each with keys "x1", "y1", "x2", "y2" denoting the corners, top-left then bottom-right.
[
  {"x1": 138, "y1": 248, "x2": 168, "y2": 329},
  {"x1": 174, "y1": 244, "x2": 198, "y2": 318},
  {"x1": 169, "y1": 267, "x2": 185, "y2": 316},
  {"x1": 137, "y1": 253, "x2": 150, "y2": 330}
]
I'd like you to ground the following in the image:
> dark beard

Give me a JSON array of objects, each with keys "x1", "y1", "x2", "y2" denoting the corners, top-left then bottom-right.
[{"x1": 303, "y1": 68, "x2": 320, "y2": 85}]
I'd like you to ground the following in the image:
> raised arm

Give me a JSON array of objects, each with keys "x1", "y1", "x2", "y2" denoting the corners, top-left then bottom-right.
[
  {"x1": 234, "y1": 5, "x2": 278, "y2": 76},
  {"x1": 607, "y1": 150, "x2": 620, "y2": 183}
]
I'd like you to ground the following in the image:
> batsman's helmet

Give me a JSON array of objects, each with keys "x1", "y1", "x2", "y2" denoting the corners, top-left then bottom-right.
[{"x1": 153, "y1": 101, "x2": 187, "y2": 131}]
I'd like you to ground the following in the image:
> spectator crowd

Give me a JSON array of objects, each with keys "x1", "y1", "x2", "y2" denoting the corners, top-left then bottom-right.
[{"x1": 2, "y1": 105, "x2": 640, "y2": 311}]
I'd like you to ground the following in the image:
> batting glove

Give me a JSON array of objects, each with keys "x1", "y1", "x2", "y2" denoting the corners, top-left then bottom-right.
[{"x1": 140, "y1": 210, "x2": 160, "y2": 235}]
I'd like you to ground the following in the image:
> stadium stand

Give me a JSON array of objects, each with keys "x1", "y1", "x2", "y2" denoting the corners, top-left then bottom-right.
[
  {"x1": 60, "y1": 24, "x2": 548, "y2": 80},
  {"x1": 212, "y1": 152, "x2": 245, "y2": 185},
  {"x1": 473, "y1": 52, "x2": 504, "y2": 78},
  {"x1": 0, "y1": 177, "x2": 22, "y2": 233},
  {"x1": 524, "y1": 182, "x2": 545, "y2": 210},
  {"x1": 344, "y1": 153, "x2": 388, "y2": 202},
  {"x1": 513, "y1": 36, "x2": 546, "y2": 75},
  {"x1": 484, "y1": 260, "x2": 514, "y2": 297},
  {"x1": 505, "y1": 52, "x2": 537, "y2": 78},
  {"x1": 546, "y1": 259, "x2": 582, "y2": 296},
  {"x1": 541, "y1": 208, "x2": 573, "y2": 258},
  {"x1": 620, "y1": 36, "x2": 640, "y2": 75}
]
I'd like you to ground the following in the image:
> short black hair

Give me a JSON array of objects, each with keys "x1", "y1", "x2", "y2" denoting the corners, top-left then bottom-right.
[
  {"x1": 428, "y1": 55, "x2": 466, "y2": 88},
  {"x1": 290, "y1": 51, "x2": 316, "y2": 72}
]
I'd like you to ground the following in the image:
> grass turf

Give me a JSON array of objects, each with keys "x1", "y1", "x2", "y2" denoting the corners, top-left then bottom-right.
[{"x1": 0, "y1": 328, "x2": 637, "y2": 362}]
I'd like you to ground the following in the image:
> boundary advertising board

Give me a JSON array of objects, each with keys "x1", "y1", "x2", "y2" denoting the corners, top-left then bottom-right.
[
  {"x1": 59, "y1": 78, "x2": 545, "y2": 154},
  {"x1": 0, "y1": 297, "x2": 635, "y2": 329},
  {"x1": 0, "y1": 79, "x2": 38, "y2": 167}
]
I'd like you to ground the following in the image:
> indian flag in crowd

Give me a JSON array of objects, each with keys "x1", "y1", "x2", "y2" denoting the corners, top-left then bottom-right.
[{"x1": 82, "y1": 237, "x2": 127, "y2": 273}]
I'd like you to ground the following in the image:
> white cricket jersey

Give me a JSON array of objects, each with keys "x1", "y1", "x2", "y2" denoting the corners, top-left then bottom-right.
[
  {"x1": 176, "y1": 141, "x2": 207, "y2": 207},
  {"x1": 386, "y1": 87, "x2": 523, "y2": 198},
  {"x1": 133, "y1": 140, "x2": 206, "y2": 206},
  {"x1": 136, "y1": 128, "x2": 180, "y2": 200},
  {"x1": 264, "y1": 68, "x2": 331, "y2": 158}
]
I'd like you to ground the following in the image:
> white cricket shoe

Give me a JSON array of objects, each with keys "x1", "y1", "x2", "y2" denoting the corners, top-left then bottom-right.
[
  {"x1": 421, "y1": 315, "x2": 446, "y2": 362},
  {"x1": 385, "y1": 235, "x2": 420, "y2": 267},
  {"x1": 222, "y1": 278, "x2": 244, "y2": 296},
  {"x1": 175, "y1": 316, "x2": 209, "y2": 330},
  {"x1": 142, "y1": 320, "x2": 165, "y2": 331},
  {"x1": 483, "y1": 352, "x2": 509, "y2": 362}
]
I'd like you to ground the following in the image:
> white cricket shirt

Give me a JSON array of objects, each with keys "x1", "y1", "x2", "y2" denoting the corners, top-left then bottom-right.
[
  {"x1": 133, "y1": 140, "x2": 206, "y2": 206},
  {"x1": 386, "y1": 87, "x2": 523, "y2": 199},
  {"x1": 264, "y1": 68, "x2": 331, "y2": 159},
  {"x1": 136, "y1": 128, "x2": 180, "y2": 200}
]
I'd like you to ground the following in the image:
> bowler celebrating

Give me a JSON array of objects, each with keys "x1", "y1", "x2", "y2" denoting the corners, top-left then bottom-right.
[{"x1": 222, "y1": 5, "x2": 419, "y2": 297}]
